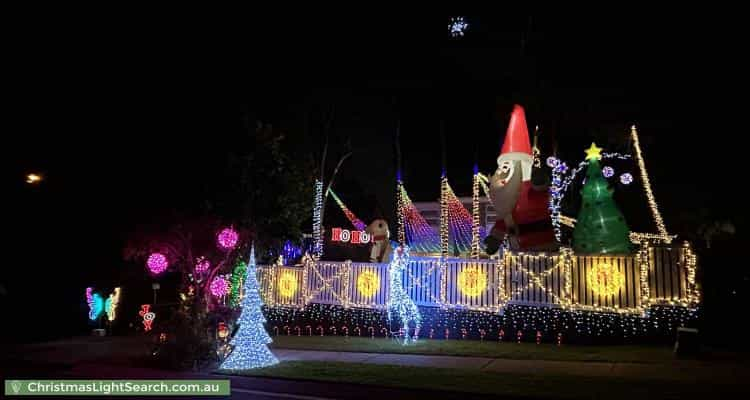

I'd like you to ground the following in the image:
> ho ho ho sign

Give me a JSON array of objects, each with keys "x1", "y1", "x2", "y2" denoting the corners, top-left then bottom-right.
[{"x1": 331, "y1": 227, "x2": 372, "y2": 244}]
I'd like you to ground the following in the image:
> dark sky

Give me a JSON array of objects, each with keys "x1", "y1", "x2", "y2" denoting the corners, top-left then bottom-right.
[{"x1": 5, "y1": 14, "x2": 746, "y2": 339}]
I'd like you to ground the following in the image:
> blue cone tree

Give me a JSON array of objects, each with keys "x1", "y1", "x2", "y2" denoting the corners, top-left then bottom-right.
[{"x1": 220, "y1": 245, "x2": 278, "y2": 369}]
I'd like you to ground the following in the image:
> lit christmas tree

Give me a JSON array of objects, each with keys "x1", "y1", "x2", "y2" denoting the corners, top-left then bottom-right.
[
  {"x1": 228, "y1": 259, "x2": 247, "y2": 308},
  {"x1": 572, "y1": 143, "x2": 631, "y2": 254},
  {"x1": 220, "y1": 245, "x2": 278, "y2": 370}
]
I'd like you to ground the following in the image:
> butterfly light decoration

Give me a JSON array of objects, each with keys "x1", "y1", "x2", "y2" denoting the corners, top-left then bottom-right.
[{"x1": 86, "y1": 287, "x2": 121, "y2": 322}]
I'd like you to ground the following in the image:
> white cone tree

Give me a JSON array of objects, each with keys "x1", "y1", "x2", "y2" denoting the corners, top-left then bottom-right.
[{"x1": 220, "y1": 245, "x2": 278, "y2": 370}]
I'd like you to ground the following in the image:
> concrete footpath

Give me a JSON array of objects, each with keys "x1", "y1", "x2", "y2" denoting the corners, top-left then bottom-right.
[{"x1": 273, "y1": 348, "x2": 750, "y2": 383}]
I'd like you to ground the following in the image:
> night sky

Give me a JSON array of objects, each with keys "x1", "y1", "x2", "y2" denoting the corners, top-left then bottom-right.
[{"x1": 6, "y1": 15, "x2": 746, "y2": 341}]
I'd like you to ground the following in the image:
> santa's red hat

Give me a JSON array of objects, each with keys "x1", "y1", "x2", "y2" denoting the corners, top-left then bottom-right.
[
  {"x1": 497, "y1": 104, "x2": 534, "y2": 181},
  {"x1": 500, "y1": 105, "x2": 533, "y2": 155}
]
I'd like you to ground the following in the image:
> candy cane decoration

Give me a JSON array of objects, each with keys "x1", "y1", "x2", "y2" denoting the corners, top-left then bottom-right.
[
  {"x1": 369, "y1": 326, "x2": 375, "y2": 339},
  {"x1": 354, "y1": 326, "x2": 361, "y2": 337},
  {"x1": 479, "y1": 329, "x2": 486, "y2": 341},
  {"x1": 329, "y1": 326, "x2": 337, "y2": 336},
  {"x1": 342, "y1": 326, "x2": 349, "y2": 338},
  {"x1": 445, "y1": 328, "x2": 450, "y2": 340},
  {"x1": 295, "y1": 326, "x2": 301, "y2": 336},
  {"x1": 284, "y1": 325, "x2": 291, "y2": 336},
  {"x1": 413, "y1": 327, "x2": 420, "y2": 341},
  {"x1": 499, "y1": 329, "x2": 505, "y2": 342},
  {"x1": 306, "y1": 325, "x2": 312, "y2": 336},
  {"x1": 273, "y1": 326, "x2": 279, "y2": 336},
  {"x1": 316, "y1": 325, "x2": 324, "y2": 336},
  {"x1": 517, "y1": 330, "x2": 523, "y2": 344},
  {"x1": 536, "y1": 331, "x2": 542, "y2": 345},
  {"x1": 429, "y1": 328, "x2": 434, "y2": 339},
  {"x1": 381, "y1": 327, "x2": 388, "y2": 337},
  {"x1": 557, "y1": 332, "x2": 563, "y2": 346},
  {"x1": 461, "y1": 328, "x2": 467, "y2": 340}
]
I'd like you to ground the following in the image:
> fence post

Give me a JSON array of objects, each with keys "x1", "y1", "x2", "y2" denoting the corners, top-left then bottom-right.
[
  {"x1": 637, "y1": 241, "x2": 651, "y2": 311},
  {"x1": 343, "y1": 260, "x2": 352, "y2": 309}
]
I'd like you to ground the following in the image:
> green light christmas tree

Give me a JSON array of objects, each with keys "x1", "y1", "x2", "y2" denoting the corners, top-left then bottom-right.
[{"x1": 572, "y1": 143, "x2": 631, "y2": 254}]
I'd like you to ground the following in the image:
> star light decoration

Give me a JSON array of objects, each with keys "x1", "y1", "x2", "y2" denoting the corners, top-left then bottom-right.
[
  {"x1": 584, "y1": 143, "x2": 603, "y2": 161},
  {"x1": 448, "y1": 17, "x2": 468, "y2": 37}
]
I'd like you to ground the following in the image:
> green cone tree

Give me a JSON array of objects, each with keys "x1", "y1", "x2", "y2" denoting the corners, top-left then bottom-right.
[{"x1": 573, "y1": 143, "x2": 631, "y2": 254}]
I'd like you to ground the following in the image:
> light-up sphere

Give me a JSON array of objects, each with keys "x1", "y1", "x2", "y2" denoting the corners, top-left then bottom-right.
[
  {"x1": 357, "y1": 270, "x2": 380, "y2": 298},
  {"x1": 217, "y1": 228, "x2": 239, "y2": 249},
  {"x1": 147, "y1": 253, "x2": 168, "y2": 274},
  {"x1": 546, "y1": 157, "x2": 559, "y2": 168},
  {"x1": 586, "y1": 263, "x2": 624, "y2": 296},
  {"x1": 278, "y1": 271, "x2": 298, "y2": 298},
  {"x1": 195, "y1": 258, "x2": 210, "y2": 273},
  {"x1": 602, "y1": 166, "x2": 615, "y2": 178},
  {"x1": 210, "y1": 276, "x2": 230, "y2": 297},
  {"x1": 620, "y1": 173, "x2": 633, "y2": 185},
  {"x1": 458, "y1": 266, "x2": 487, "y2": 297}
]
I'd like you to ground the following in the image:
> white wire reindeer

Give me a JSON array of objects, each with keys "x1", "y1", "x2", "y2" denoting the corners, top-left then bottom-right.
[{"x1": 387, "y1": 245, "x2": 422, "y2": 344}]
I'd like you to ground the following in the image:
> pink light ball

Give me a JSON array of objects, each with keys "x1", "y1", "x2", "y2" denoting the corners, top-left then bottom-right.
[
  {"x1": 195, "y1": 258, "x2": 210, "y2": 273},
  {"x1": 147, "y1": 253, "x2": 168, "y2": 274},
  {"x1": 217, "y1": 227, "x2": 239, "y2": 250},
  {"x1": 210, "y1": 276, "x2": 230, "y2": 297}
]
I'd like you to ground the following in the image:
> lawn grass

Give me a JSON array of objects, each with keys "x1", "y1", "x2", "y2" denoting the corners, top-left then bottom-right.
[
  {"x1": 229, "y1": 361, "x2": 742, "y2": 399},
  {"x1": 270, "y1": 335, "x2": 674, "y2": 364}
]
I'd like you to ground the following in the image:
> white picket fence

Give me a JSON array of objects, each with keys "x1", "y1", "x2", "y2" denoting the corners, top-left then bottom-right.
[{"x1": 258, "y1": 243, "x2": 698, "y2": 314}]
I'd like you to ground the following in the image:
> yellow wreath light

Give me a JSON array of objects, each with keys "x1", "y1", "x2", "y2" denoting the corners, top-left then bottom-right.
[
  {"x1": 458, "y1": 266, "x2": 487, "y2": 297},
  {"x1": 278, "y1": 271, "x2": 298, "y2": 298},
  {"x1": 357, "y1": 270, "x2": 380, "y2": 298},
  {"x1": 587, "y1": 263, "x2": 624, "y2": 297}
]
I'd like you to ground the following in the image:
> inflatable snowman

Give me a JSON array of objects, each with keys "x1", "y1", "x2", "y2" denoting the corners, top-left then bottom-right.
[{"x1": 485, "y1": 105, "x2": 555, "y2": 253}]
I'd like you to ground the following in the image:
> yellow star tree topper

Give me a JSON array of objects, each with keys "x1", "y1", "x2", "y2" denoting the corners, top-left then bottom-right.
[{"x1": 584, "y1": 143, "x2": 603, "y2": 161}]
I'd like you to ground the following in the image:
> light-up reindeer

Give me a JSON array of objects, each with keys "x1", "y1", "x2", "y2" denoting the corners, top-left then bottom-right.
[{"x1": 387, "y1": 245, "x2": 421, "y2": 344}]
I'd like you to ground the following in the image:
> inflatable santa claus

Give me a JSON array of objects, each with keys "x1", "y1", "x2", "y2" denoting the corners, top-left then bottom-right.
[{"x1": 484, "y1": 105, "x2": 555, "y2": 253}]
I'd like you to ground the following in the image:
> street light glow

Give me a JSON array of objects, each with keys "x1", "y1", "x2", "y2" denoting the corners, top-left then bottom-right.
[{"x1": 26, "y1": 173, "x2": 42, "y2": 184}]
